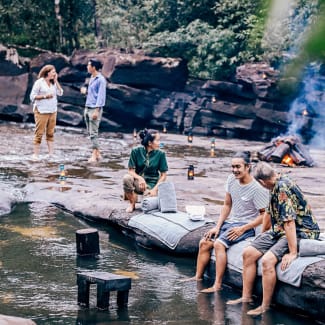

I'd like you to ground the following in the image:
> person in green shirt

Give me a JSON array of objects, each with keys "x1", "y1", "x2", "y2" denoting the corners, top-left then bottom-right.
[{"x1": 123, "y1": 128, "x2": 168, "y2": 213}]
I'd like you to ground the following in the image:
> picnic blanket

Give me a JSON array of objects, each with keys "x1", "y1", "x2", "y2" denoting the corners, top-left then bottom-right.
[
  {"x1": 128, "y1": 210, "x2": 215, "y2": 249},
  {"x1": 213, "y1": 237, "x2": 324, "y2": 287}
]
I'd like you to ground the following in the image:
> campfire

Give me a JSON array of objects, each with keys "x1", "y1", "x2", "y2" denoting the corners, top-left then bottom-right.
[{"x1": 257, "y1": 135, "x2": 314, "y2": 167}]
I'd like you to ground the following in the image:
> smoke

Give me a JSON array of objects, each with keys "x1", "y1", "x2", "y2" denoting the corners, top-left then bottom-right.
[
  {"x1": 287, "y1": 63, "x2": 325, "y2": 148},
  {"x1": 263, "y1": 0, "x2": 324, "y2": 148}
]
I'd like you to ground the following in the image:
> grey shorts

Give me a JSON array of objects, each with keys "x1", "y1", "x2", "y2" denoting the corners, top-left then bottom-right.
[
  {"x1": 250, "y1": 232, "x2": 299, "y2": 261},
  {"x1": 216, "y1": 222, "x2": 255, "y2": 248}
]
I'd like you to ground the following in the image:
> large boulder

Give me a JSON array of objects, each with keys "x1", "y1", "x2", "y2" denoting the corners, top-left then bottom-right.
[
  {"x1": 29, "y1": 52, "x2": 69, "y2": 74},
  {"x1": 71, "y1": 49, "x2": 189, "y2": 91}
]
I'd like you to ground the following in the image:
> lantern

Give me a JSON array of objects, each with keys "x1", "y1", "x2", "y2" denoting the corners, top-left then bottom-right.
[
  {"x1": 187, "y1": 132, "x2": 193, "y2": 143},
  {"x1": 210, "y1": 138, "x2": 216, "y2": 149},
  {"x1": 163, "y1": 124, "x2": 167, "y2": 133},
  {"x1": 133, "y1": 128, "x2": 137, "y2": 139},
  {"x1": 187, "y1": 165, "x2": 194, "y2": 180},
  {"x1": 59, "y1": 163, "x2": 66, "y2": 185}
]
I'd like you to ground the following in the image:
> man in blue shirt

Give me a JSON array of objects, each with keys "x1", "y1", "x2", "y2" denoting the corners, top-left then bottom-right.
[{"x1": 83, "y1": 59, "x2": 107, "y2": 162}]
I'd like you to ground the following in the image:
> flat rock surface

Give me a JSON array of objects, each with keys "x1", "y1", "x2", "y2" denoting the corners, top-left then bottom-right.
[{"x1": 0, "y1": 122, "x2": 324, "y2": 234}]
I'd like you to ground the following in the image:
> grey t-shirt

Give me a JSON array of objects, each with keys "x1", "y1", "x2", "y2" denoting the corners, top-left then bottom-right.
[{"x1": 225, "y1": 174, "x2": 269, "y2": 223}]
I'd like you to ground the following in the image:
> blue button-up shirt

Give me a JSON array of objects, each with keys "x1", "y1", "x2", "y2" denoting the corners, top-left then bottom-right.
[{"x1": 85, "y1": 73, "x2": 107, "y2": 108}]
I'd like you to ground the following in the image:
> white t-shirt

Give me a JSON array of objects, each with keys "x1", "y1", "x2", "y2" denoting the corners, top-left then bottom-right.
[
  {"x1": 225, "y1": 174, "x2": 269, "y2": 223},
  {"x1": 30, "y1": 78, "x2": 63, "y2": 113}
]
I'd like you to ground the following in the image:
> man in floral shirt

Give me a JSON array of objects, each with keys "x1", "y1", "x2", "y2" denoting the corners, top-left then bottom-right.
[{"x1": 227, "y1": 162, "x2": 320, "y2": 316}]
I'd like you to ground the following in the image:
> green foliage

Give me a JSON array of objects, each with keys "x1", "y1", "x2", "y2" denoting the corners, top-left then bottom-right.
[
  {"x1": 0, "y1": 0, "x2": 94, "y2": 54},
  {"x1": 261, "y1": 0, "x2": 319, "y2": 65},
  {"x1": 143, "y1": 0, "x2": 269, "y2": 80},
  {"x1": 95, "y1": 0, "x2": 149, "y2": 50},
  {"x1": 0, "y1": 0, "x2": 322, "y2": 81}
]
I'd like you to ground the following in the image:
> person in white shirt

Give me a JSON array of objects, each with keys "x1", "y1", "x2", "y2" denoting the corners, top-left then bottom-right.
[
  {"x1": 30, "y1": 65, "x2": 63, "y2": 159},
  {"x1": 182, "y1": 151, "x2": 269, "y2": 293}
]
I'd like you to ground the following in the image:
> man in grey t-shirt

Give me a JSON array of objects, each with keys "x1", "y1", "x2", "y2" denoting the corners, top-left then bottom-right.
[{"x1": 182, "y1": 152, "x2": 269, "y2": 292}]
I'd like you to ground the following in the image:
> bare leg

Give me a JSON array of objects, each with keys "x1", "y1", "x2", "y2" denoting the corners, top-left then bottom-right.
[
  {"x1": 88, "y1": 149, "x2": 98, "y2": 163},
  {"x1": 47, "y1": 141, "x2": 54, "y2": 156},
  {"x1": 32, "y1": 144, "x2": 40, "y2": 160},
  {"x1": 181, "y1": 239, "x2": 214, "y2": 282},
  {"x1": 247, "y1": 252, "x2": 277, "y2": 316},
  {"x1": 124, "y1": 191, "x2": 137, "y2": 213},
  {"x1": 201, "y1": 241, "x2": 227, "y2": 292},
  {"x1": 95, "y1": 149, "x2": 102, "y2": 161},
  {"x1": 227, "y1": 246, "x2": 262, "y2": 305}
]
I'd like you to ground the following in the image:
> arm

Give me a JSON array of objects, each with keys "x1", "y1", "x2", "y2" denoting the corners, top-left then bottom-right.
[
  {"x1": 30, "y1": 80, "x2": 50, "y2": 102},
  {"x1": 96, "y1": 77, "x2": 107, "y2": 108},
  {"x1": 54, "y1": 73, "x2": 63, "y2": 96},
  {"x1": 261, "y1": 212, "x2": 272, "y2": 232},
  {"x1": 92, "y1": 78, "x2": 106, "y2": 120},
  {"x1": 148, "y1": 171, "x2": 167, "y2": 196},
  {"x1": 227, "y1": 208, "x2": 266, "y2": 241},
  {"x1": 281, "y1": 220, "x2": 298, "y2": 270},
  {"x1": 204, "y1": 192, "x2": 232, "y2": 240}
]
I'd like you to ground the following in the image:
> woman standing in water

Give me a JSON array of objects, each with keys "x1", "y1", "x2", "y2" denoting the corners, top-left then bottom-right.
[
  {"x1": 30, "y1": 64, "x2": 63, "y2": 159},
  {"x1": 123, "y1": 129, "x2": 168, "y2": 212}
]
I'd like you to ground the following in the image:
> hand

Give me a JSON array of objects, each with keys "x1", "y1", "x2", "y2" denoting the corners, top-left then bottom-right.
[
  {"x1": 44, "y1": 93, "x2": 53, "y2": 99},
  {"x1": 281, "y1": 252, "x2": 297, "y2": 271},
  {"x1": 227, "y1": 226, "x2": 245, "y2": 241},
  {"x1": 92, "y1": 110, "x2": 99, "y2": 120},
  {"x1": 54, "y1": 73, "x2": 58, "y2": 83},
  {"x1": 138, "y1": 176, "x2": 147, "y2": 192},
  {"x1": 80, "y1": 86, "x2": 87, "y2": 95},
  {"x1": 203, "y1": 227, "x2": 220, "y2": 241},
  {"x1": 148, "y1": 188, "x2": 157, "y2": 196}
]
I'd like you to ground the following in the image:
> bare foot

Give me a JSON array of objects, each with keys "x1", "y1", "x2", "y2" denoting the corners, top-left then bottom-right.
[
  {"x1": 126, "y1": 205, "x2": 135, "y2": 213},
  {"x1": 226, "y1": 297, "x2": 253, "y2": 305},
  {"x1": 88, "y1": 156, "x2": 97, "y2": 163},
  {"x1": 200, "y1": 285, "x2": 221, "y2": 293},
  {"x1": 179, "y1": 276, "x2": 202, "y2": 283},
  {"x1": 247, "y1": 305, "x2": 269, "y2": 316}
]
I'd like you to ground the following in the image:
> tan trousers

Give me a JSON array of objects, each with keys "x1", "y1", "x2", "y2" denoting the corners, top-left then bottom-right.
[{"x1": 33, "y1": 109, "x2": 57, "y2": 144}]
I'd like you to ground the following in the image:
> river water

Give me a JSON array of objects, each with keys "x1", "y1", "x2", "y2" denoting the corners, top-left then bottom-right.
[
  {"x1": 0, "y1": 123, "x2": 323, "y2": 324},
  {"x1": 0, "y1": 203, "x2": 318, "y2": 325}
]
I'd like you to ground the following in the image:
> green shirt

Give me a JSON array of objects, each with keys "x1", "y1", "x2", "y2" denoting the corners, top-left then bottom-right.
[
  {"x1": 128, "y1": 146, "x2": 168, "y2": 189},
  {"x1": 268, "y1": 174, "x2": 320, "y2": 239}
]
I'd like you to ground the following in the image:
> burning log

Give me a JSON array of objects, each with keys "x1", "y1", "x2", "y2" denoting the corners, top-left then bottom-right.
[
  {"x1": 258, "y1": 135, "x2": 314, "y2": 167},
  {"x1": 293, "y1": 142, "x2": 314, "y2": 167},
  {"x1": 270, "y1": 143, "x2": 290, "y2": 163}
]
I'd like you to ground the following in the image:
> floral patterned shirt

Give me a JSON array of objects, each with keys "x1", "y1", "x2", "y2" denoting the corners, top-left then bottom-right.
[{"x1": 268, "y1": 174, "x2": 320, "y2": 239}]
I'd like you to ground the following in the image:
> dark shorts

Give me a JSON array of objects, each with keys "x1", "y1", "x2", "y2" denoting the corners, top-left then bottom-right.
[
  {"x1": 216, "y1": 222, "x2": 255, "y2": 248},
  {"x1": 250, "y1": 232, "x2": 300, "y2": 261}
]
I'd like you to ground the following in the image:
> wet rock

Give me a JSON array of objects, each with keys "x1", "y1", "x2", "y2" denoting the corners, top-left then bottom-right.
[{"x1": 205, "y1": 257, "x2": 325, "y2": 321}]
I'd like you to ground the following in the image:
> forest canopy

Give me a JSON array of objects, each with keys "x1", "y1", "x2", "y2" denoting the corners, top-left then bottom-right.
[{"x1": 0, "y1": 0, "x2": 323, "y2": 80}]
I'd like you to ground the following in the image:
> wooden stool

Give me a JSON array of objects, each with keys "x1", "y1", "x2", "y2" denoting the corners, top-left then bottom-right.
[
  {"x1": 76, "y1": 228, "x2": 100, "y2": 257},
  {"x1": 77, "y1": 271, "x2": 131, "y2": 310}
]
